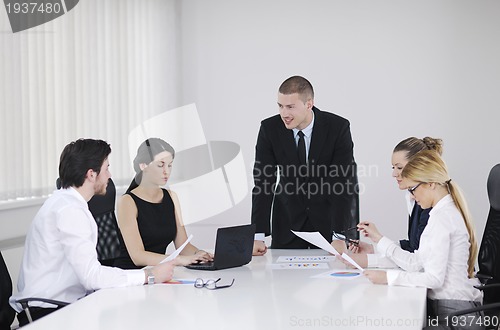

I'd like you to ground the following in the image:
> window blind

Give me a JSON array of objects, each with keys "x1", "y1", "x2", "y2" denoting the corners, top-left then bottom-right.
[{"x1": 0, "y1": 0, "x2": 180, "y2": 201}]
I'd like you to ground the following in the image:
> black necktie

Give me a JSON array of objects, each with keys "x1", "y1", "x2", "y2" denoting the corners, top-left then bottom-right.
[{"x1": 297, "y1": 131, "x2": 306, "y2": 165}]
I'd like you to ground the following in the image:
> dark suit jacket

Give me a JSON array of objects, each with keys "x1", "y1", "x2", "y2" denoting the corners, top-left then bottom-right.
[
  {"x1": 400, "y1": 203, "x2": 430, "y2": 252},
  {"x1": 251, "y1": 107, "x2": 359, "y2": 248}
]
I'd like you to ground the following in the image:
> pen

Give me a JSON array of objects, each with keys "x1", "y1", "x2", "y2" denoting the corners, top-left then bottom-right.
[
  {"x1": 340, "y1": 226, "x2": 358, "y2": 233},
  {"x1": 341, "y1": 223, "x2": 369, "y2": 233}
]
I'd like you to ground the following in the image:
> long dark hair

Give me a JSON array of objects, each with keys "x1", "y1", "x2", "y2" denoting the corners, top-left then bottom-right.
[{"x1": 126, "y1": 138, "x2": 175, "y2": 193}]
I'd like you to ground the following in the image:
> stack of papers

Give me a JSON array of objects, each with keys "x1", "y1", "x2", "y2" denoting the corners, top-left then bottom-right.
[{"x1": 291, "y1": 231, "x2": 364, "y2": 271}]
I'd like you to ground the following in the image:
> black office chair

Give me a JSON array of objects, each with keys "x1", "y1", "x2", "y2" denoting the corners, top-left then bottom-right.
[
  {"x1": 56, "y1": 178, "x2": 122, "y2": 266},
  {"x1": 476, "y1": 164, "x2": 500, "y2": 300},
  {"x1": 448, "y1": 286, "x2": 500, "y2": 330},
  {"x1": 448, "y1": 164, "x2": 500, "y2": 330},
  {"x1": 87, "y1": 178, "x2": 122, "y2": 266},
  {"x1": 0, "y1": 251, "x2": 68, "y2": 327},
  {"x1": 0, "y1": 251, "x2": 15, "y2": 330}
]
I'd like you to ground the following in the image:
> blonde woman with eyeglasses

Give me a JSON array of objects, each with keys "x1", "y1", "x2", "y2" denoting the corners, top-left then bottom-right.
[
  {"x1": 334, "y1": 136, "x2": 443, "y2": 267},
  {"x1": 359, "y1": 150, "x2": 483, "y2": 330}
]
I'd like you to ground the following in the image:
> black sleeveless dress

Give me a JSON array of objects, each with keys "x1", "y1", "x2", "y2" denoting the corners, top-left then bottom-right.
[{"x1": 113, "y1": 189, "x2": 177, "y2": 269}]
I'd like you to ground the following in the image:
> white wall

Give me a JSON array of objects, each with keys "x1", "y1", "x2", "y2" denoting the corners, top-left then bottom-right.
[{"x1": 178, "y1": 0, "x2": 500, "y2": 242}]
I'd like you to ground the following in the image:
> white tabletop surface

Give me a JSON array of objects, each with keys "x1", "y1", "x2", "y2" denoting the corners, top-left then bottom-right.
[{"x1": 23, "y1": 249, "x2": 426, "y2": 330}]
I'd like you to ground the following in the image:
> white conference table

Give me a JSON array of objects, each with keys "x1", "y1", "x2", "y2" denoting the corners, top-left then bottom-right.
[{"x1": 23, "y1": 249, "x2": 426, "y2": 330}]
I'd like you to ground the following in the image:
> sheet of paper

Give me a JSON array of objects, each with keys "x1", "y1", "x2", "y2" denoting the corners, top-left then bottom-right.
[
  {"x1": 270, "y1": 263, "x2": 329, "y2": 270},
  {"x1": 160, "y1": 234, "x2": 193, "y2": 263},
  {"x1": 341, "y1": 252, "x2": 364, "y2": 271},
  {"x1": 291, "y1": 230, "x2": 340, "y2": 256},
  {"x1": 163, "y1": 279, "x2": 198, "y2": 285},
  {"x1": 276, "y1": 256, "x2": 336, "y2": 263},
  {"x1": 290, "y1": 230, "x2": 364, "y2": 271},
  {"x1": 312, "y1": 269, "x2": 363, "y2": 280}
]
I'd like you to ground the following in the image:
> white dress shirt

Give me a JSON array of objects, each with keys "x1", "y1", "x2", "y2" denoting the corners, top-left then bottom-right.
[
  {"x1": 377, "y1": 194, "x2": 482, "y2": 301},
  {"x1": 10, "y1": 188, "x2": 145, "y2": 312}
]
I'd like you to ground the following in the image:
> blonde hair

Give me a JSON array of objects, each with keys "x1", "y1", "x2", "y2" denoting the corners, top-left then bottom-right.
[{"x1": 401, "y1": 150, "x2": 477, "y2": 278}]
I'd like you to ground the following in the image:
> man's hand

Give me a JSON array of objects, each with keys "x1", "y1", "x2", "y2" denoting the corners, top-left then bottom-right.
[
  {"x1": 253, "y1": 240, "x2": 267, "y2": 256},
  {"x1": 149, "y1": 260, "x2": 176, "y2": 283},
  {"x1": 331, "y1": 240, "x2": 347, "y2": 254},
  {"x1": 348, "y1": 240, "x2": 374, "y2": 254}
]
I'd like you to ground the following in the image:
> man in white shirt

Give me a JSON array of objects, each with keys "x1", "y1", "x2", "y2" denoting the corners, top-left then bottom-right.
[{"x1": 10, "y1": 139, "x2": 176, "y2": 326}]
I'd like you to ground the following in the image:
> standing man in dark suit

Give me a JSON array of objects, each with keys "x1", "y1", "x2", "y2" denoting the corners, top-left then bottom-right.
[{"x1": 252, "y1": 76, "x2": 359, "y2": 255}]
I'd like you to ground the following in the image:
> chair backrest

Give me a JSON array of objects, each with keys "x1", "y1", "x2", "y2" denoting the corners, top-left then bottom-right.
[
  {"x1": 87, "y1": 179, "x2": 122, "y2": 266},
  {"x1": 0, "y1": 251, "x2": 15, "y2": 330},
  {"x1": 488, "y1": 164, "x2": 500, "y2": 212},
  {"x1": 478, "y1": 164, "x2": 500, "y2": 303}
]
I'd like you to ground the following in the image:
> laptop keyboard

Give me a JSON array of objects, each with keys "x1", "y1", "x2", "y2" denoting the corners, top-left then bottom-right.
[{"x1": 186, "y1": 261, "x2": 216, "y2": 270}]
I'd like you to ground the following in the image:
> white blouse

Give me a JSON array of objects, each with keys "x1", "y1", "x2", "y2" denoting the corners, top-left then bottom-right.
[{"x1": 377, "y1": 194, "x2": 482, "y2": 301}]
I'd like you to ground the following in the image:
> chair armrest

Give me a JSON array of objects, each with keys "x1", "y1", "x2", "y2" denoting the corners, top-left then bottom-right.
[
  {"x1": 476, "y1": 273, "x2": 494, "y2": 285},
  {"x1": 16, "y1": 297, "x2": 69, "y2": 308},
  {"x1": 474, "y1": 283, "x2": 500, "y2": 291},
  {"x1": 15, "y1": 298, "x2": 68, "y2": 324},
  {"x1": 448, "y1": 302, "x2": 500, "y2": 330}
]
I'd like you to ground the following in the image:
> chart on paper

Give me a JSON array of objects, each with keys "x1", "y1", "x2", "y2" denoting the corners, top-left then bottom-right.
[
  {"x1": 276, "y1": 256, "x2": 336, "y2": 263},
  {"x1": 270, "y1": 263, "x2": 329, "y2": 270}
]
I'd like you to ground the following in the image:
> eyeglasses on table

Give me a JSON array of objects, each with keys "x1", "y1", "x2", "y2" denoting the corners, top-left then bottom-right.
[{"x1": 194, "y1": 278, "x2": 235, "y2": 290}]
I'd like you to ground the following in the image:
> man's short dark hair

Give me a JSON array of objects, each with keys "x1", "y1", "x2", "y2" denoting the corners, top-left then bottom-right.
[
  {"x1": 58, "y1": 139, "x2": 111, "y2": 189},
  {"x1": 279, "y1": 76, "x2": 314, "y2": 103}
]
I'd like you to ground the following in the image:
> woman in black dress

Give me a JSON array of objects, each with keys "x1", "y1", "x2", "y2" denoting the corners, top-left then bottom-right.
[{"x1": 114, "y1": 138, "x2": 212, "y2": 269}]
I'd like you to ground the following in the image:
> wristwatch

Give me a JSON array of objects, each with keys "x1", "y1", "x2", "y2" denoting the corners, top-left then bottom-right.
[{"x1": 145, "y1": 269, "x2": 155, "y2": 285}]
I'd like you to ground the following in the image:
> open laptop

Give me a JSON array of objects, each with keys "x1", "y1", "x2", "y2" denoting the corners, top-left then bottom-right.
[{"x1": 185, "y1": 224, "x2": 256, "y2": 271}]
